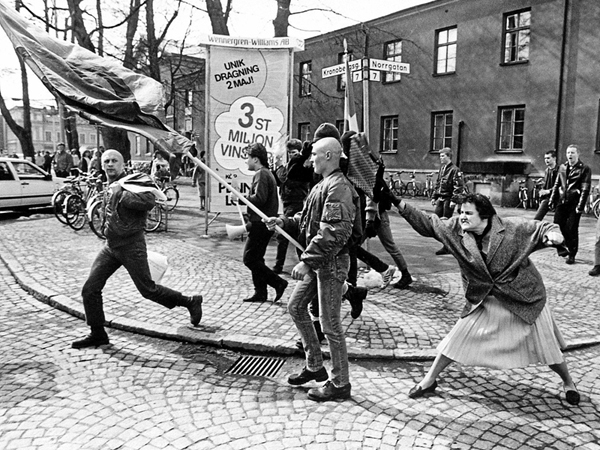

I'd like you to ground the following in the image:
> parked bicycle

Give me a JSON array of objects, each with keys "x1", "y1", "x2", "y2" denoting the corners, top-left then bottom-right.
[
  {"x1": 529, "y1": 178, "x2": 544, "y2": 210},
  {"x1": 584, "y1": 184, "x2": 600, "y2": 218},
  {"x1": 422, "y1": 172, "x2": 436, "y2": 198},
  {"x1": 516, "y1": 179, "x2": 529, "y2": 209},
  {"x1": 155, "y1": 178, "x2": 179, "y2": 211}
]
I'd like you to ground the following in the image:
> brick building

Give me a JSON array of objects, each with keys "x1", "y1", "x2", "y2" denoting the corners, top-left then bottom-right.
[{"x1": 291, "y1": 0, "x2": 600, "y2": 205}]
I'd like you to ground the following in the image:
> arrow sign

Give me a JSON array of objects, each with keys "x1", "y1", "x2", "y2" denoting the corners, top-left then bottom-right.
[
  {"x1": 322, "y1": 60, "x2": 361, "y2": 78},
  {"x1": 369, "y1": 58, "x2": 410, "y2": 74}
]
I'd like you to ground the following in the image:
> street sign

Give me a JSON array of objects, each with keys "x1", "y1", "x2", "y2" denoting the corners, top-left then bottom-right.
[
  {"x1": 368, "y1": 58, "x2": 410, "y2": 74},
  {"x1": 352, "y1": 71, "x2": 362, "y2": 82},
  {"x1": 370, "y1": 70, "x2": 380, "y2": 81},
  {"x1": 321, "y1": 60, "x2": 361, "y2": 78}
]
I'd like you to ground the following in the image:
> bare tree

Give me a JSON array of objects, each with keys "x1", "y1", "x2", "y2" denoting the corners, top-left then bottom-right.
[
  {"x1": 0, "y1": 58, "x2": 34, "y2": 160},
  {"x1": 0, "y1": 2, "x2": 35, "y2": 160},
  {"x1": 206, "y1": 0, "x2": 231, "y2": 35}
]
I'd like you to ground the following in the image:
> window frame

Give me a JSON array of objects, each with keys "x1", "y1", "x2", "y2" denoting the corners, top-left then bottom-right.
[
  {"x1": 299, "y1": 61, "x2": 312, "y2": 97},
  {"x1": 380, "y1": 115, "x2": 399, "y2": 153},
  {"x1": 298, "y1": 122, "x2": 311, "y2": 143},
  {"x1": 430, "y1": 111, "x2": 454, "y2": 152},
  {"x1": 434, "y1": 26, "x2": 457, "y2": 76},
  {"x1": 501, "y1": 8, "x2": 531, "y2": 65},
  {"x1": 383, "y1": 40, "x2": 402, "y2": 84},
  {"x1": 497, "y1": 105, "x2": 526, "y2": 153}
]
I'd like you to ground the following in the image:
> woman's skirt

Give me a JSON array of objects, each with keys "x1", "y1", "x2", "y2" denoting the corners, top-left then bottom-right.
[{"x1": 437, "y1": 295, "x2": 566, "y2": 369}]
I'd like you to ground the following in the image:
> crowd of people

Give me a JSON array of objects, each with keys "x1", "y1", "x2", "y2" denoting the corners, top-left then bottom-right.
[{"x1": 63, "y1": 125, "x2": 599, "y2": 408}]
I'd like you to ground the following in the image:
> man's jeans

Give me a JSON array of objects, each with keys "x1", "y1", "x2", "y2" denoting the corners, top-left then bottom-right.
[
  {"x1": 288, "y1": 254, "x2": 350, "y2": 387},
  {"x1": 243, "y1": 221, "x2": 282, "y2": 297},
  {"x1": 82, "y1": 240, "x2": 184, "y2": 328},
  {"x1": 554, "y1": 203, "x2": 582, "y2": 257},
  {"x1": 376, "y1": 210, "x2": 408, "y2": 271}
]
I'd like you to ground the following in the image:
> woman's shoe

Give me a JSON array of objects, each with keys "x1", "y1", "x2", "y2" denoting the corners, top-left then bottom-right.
[
  {"x1": 408, "y1": 380, "x2": 438, "y2": 399},
  {"x1": 565, "y1": 389, "x2": 580, "y2": 406}
]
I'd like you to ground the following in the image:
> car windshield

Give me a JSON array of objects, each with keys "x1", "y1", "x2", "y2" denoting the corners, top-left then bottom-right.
[
  {"x1": 0, "y1": 162, "x2": 14, "y2": 180},
  {"x1": 12, "y1": 161, "x2": 46, "y2": 179}
]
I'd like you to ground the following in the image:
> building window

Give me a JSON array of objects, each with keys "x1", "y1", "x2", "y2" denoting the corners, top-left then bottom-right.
[
  {"x1": 135, "y1": 136, "x2": 141, "y2": 156},
  {"x1": 384, "y1": 40, "x2": 402, "y2": 83},
  {"x1": 80, "y1": 134, "x2": 85, "y2": 144},
  {"x1": 298, "y1": 122, "x2": 311, "y2": 142},
  {"x1": 45, "y1": 131, "x2": 52, "y2": 141},
  {"x1": 435, "y1": 26, "x2": 457, "y2": 74},
  {"x1": 90, "y1": 133, "x2": 96, "y2": 143},
  {"x1": 185, "y1": 90, "x2": 193, "y2": 106},
  {"x1": 498, "y1": 105, "x2": 525, "y2": 151},
  {"x1": 300, "y1": 61, "x2": 312, "y2": 97},
  {"x1": 503, "y1": 9, "x2": 530, "y2": 64},
  {"x1": 381, "y1": 116, "x2": 398, "y2": 153},
  {"x1": 431, "y1": 111, "x2": 453, "y2": 151}
]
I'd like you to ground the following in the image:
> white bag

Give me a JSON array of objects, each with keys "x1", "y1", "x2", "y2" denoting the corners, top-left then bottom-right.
[{"x1": 147, "y1": 251, "x2": 168, "y2": 283}]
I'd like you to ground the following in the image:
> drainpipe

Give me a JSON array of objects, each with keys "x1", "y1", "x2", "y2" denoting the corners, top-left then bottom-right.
[
  {"x1": 555, "y1": 0, "x2": 570, "y2": 155},
  {"x1": 456, "y1": 120, "x2": 464, "y2": 169}
]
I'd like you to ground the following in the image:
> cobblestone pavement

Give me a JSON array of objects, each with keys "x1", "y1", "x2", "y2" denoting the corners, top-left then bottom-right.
[
  {"x1": 1, "y1": 261, "x2": 599, "y2": 450},
  {"x1": 0, "y1": 183, "x2": 599, "y2": 360}
]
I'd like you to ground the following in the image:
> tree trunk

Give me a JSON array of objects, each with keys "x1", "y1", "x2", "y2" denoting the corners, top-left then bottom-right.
[
  {"x1": 123, "y1": 0, "x2": 141, "y2": 70},
  {"x1": 206, "y1": 0, "x2": 230, "y2": 35},
  {"x1": 145, "y1": 0, "x2": 161, "y2": 81},
  {"x1": 66, "y1": 0, "x2": 96, "y2": 52},
  {"x1": 273, "y1": 0, "x2": 291, "y2": 37}
]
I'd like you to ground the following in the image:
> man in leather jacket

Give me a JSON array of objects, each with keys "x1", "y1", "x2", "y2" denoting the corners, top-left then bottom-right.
[
  {"x1": 431, "y1": 147, "x2": 464, "y2": 255},
  {"x1": 533, "y1": 150, "x2": 559, "y2": 221},
  {"x1": 549, "y1": 144, "x2": 592, "y2": 264},
  {"x1": 72, "y1": 150, "x2": 203, "y2": 349},
  {"x1": 265, "y1": 137, "x2": 361, "y2": 402}
]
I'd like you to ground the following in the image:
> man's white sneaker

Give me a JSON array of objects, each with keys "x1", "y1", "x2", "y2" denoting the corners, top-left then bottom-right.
[{"x1": 380, "y1": 266, "x2": 396, "y2": 288}]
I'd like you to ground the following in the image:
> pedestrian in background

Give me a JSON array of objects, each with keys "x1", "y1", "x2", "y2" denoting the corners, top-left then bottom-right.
[
  {"x1": 549, "y1": 144, "x2": 592, "y2": 264},
  {"x1": 53, "y1": 143, "x2": 73, "y2": 177},
  {"x1": 271, "y1": 138, "x2": 313, "y2": 274},
  {"x1": 266, "y1": 137, "x2": 360, "y2": 401},
  {"x1": 431, "y1": 147, "x2": 464, "y2": 255},
  {"x1": 378, "y1": 185, "x2": 580, "y2": 406},
  {"x1": 72, "y1": 150, "x2": 203, "y2": 349},
  {"x1": 193, "y1": 151, "x2": 207, "y2": 210},
  {"x1": 533, "y1": 150, "x2": 558, "y2": 221},
  {"x1": 242, "y1": 143, "x2": 288, "y2": 303}
]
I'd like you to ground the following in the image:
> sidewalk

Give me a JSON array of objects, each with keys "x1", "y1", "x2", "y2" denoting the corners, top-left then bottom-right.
[{"x1": 1, "y1": 179, "x2": 599, "y2": 360}]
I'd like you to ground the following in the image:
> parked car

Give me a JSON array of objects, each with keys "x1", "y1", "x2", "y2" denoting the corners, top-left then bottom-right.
[{"x1": 0, "y1": 157, "x2": 66, "y2": 210}]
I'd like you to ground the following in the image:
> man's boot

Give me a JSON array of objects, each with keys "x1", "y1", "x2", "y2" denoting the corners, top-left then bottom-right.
[
  {"x1": 72, "y1": 326, "x2": 109, "y2": 349},
  {"x1": 345, "y1": 285, "x2": 367, "y2": 319},
  {"x1": 184, "y1": 295, "x2": 203, "y2": 326},
  {"x1": 393, "y1": 270, "x2": 413, "y2": 289}
]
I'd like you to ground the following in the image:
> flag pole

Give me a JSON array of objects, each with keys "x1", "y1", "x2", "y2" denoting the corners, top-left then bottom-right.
[{"x1": 185, "y1": 151, "x2": 304, "y2": 252}]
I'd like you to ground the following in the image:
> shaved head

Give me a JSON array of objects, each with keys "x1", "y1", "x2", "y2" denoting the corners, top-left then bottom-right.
[
  {"x1": 311, "y1": 137, "x2": 344, "y2": 176},
  {"x1": 102, "y1": 149, "x2": 125, "y2": 181}
]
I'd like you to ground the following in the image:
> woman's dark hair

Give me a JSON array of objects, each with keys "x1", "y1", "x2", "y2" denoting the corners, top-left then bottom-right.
[{"x1": 459, "y1": 193, "x2": 496, "y2": 219}]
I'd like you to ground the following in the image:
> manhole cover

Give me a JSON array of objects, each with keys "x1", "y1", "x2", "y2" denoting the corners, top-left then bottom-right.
[{"x1": 225, "y1": 356, "x2": 285, "y2": 377}]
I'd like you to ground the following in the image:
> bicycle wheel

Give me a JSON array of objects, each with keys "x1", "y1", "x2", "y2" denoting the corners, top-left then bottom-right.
[
  {"x1": 52, "y1": 190, "x2": 70, "y2": 224},
  {"x1": 404, "y1": 183, "x2": 416, "y2": 198},
  {"x1": 64, "y1": 194, "x2": 86, "y2": 230},
  {"x1": 145, "y1": 204, "x2": 163, "y2": 232},
  {"x1": 88, "y1": 200, "x2": 106, "y2": 239},
  {"x1": 593, "y1": 200, "x2": 600, "y2": 219},
  {"x1": 163, "y1": 186, "x2": 179, "y2": 211}
]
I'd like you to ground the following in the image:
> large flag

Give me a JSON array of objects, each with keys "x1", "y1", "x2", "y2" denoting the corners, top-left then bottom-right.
[{"x1": 0, "y1": 0, "x2": 168, "y2": 134}]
